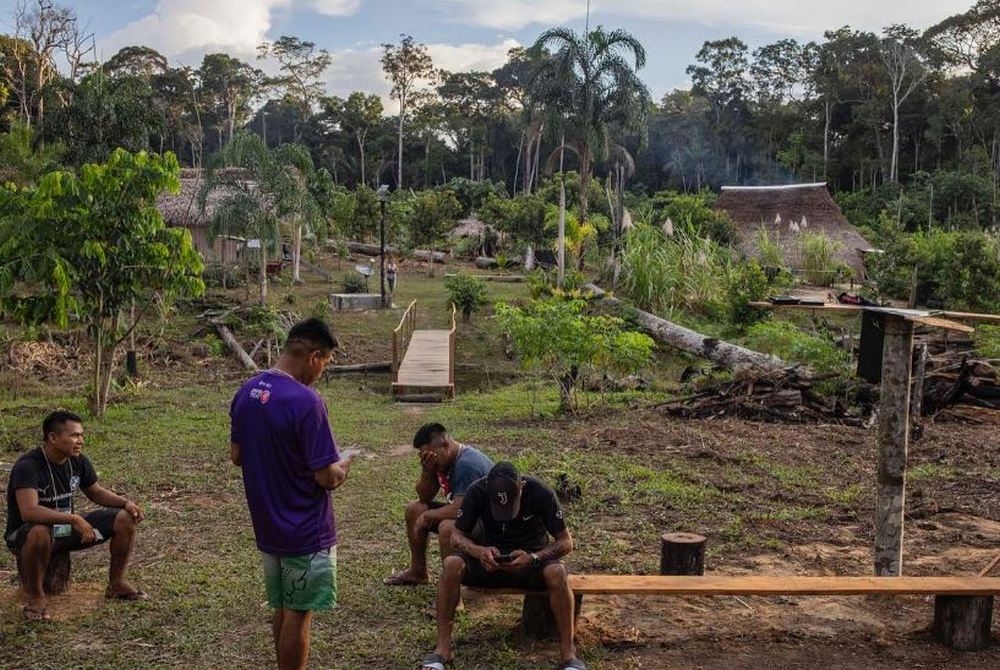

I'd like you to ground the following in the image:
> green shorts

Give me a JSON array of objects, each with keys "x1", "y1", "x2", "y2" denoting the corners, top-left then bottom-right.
[{"x1": 262, "y1": 546, "x2": 337, "y2": 611}]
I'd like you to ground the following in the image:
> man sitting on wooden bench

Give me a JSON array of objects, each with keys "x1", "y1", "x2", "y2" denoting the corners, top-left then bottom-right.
[
  {"x1": 384, "y1": 423, "x2": 493, "y2": 586},
  {"x1": 419, "y1": 462, "x2": 585, "y2": 670},
  {"x1": 4, "y1": 411, "x2": 147, "y2": 621}
]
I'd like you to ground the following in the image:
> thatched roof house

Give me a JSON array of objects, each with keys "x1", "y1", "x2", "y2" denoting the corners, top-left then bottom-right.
[
  {"x1": 158, "y1": 168, "x2": 247, "y2": 263},
  {"x1": 715, "y1": 183, "x2": 872, "y2": 277}
]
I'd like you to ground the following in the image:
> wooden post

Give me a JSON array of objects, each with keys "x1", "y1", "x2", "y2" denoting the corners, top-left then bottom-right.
[
  {"x1": 933, "y1": 595, "x2": 994, "y2": 650},
  {"x1": 874, "y1": 315, "x2": 915, "y2": 576},
  {"x1": 17, "y1": 552, "x2": 72, "y2": 595},
  {"x1": 520, "y1": 592, "x2": 583, "y2": 641},
  {"x1": 660, "y1": 532, "x2": 707, "y2": 576}
]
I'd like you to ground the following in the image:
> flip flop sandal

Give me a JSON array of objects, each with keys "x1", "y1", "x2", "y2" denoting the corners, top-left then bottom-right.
[
  {"x1": 107, "y1": 589, "x2": 149, "y2": 601},
  {"x1": 558, "y1": 659, "x2": 587, "y2": 670},
  {"x1": 22, "y1": 606, "x2": 51, "y2": 621},
  {"x1": 418, "y1": 652, "x2": 453, "y2": 670}
]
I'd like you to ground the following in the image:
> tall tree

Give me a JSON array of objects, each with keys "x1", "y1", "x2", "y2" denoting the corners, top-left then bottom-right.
[
  {"x1": 257, "y1": 36, "x2": 331, "y2": 142},
  {"x1": 321, "y1": 91, "x2": 383, "y2": 186},
  {"x1": 381, "y1": 34, "x2": 435, "y2": 189},
  {"x1": 880, "y1": 26, "x2": 929, "y2": 182},
  {"x1": 198, "y1": 53, "x2": 263, "y2": 145},
  {"x1": 533, "y1": 25, "x2": 651, "y2": 268}
]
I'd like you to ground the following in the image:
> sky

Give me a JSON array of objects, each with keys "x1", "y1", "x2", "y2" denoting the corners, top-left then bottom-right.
[{"x1": 0, "y1": 0, "x2": 978, "y2": 110}]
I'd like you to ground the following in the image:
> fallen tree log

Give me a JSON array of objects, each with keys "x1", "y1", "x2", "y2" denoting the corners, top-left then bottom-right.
[
  {"x1": 475, "y1": 256, "x2": 522, "y2": 269},
  {"x1": 343, "y1": 241, "x2": 446, "y2": 263},
  {"x1": 326, "y1": 361, "x2": 391, "y2": 373},
  {"x1": 214, "y1": 324, "x2": 259, "y2": 372},
  {"x1": 444, "y1": 273, "x2": 525, "y2": 283},
  {"x1": 584, "y1": 284, "x2": 798, "y2": 376}
]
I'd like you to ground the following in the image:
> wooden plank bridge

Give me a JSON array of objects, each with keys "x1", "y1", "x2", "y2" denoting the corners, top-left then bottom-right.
[{"x1": 392, "y1": 300, "x2": 456, "y2": 401}]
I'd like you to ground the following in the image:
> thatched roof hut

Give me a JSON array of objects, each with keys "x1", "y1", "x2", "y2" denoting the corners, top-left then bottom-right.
[
  {"x1": 715, "y1": 183, "x2": 872, "y2": 277},
  {"x1": 158, "y1": 168, "x2": 249, "y2": 262}
]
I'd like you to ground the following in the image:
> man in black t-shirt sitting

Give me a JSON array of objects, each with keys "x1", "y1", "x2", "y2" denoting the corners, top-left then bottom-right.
[
  {"x1": 419, "y1": 462, "x2": 586, "y2": 670},
  {"x1": 4, "y1": 411, "x2": 147, "y2": 621}
]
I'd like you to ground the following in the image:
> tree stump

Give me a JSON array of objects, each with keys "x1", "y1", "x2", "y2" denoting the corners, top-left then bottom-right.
[
  {"x1": 660, "y1": 532, "x2": 706, "y2": 576},
  {"x1": 933, "y1": 595, "x2": 994, "y2": 651},
  {"x1": 16, "y1": 551, "x2": 72, "y2": 595},
  {"x1": 520, "y1": 592, "x2": 583, "y2": 641}
]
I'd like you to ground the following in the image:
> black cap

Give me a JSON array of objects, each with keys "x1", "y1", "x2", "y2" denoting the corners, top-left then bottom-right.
[{"x1": 487, "y1": 462, "x2": 522, "y2": 521}]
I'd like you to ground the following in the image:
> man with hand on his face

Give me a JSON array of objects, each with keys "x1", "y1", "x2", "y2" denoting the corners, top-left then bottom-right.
[
  {"x1": 384, "y1": 423, "x2": 493, "y2": 586},
  {"x1": 5, "y1": 410, "x2": 146, "y2": 621},
  {"x1": 419, "y1": 462, "x2": 585, "y2": 670}
]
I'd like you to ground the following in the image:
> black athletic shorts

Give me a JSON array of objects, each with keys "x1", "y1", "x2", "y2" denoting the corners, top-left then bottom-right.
[
  {"x1": 459, "y1": 553, "x2": 562, "y2": 591},
  {"x1": 6, "y1": 507, "x2": 120, "y2": 554}
]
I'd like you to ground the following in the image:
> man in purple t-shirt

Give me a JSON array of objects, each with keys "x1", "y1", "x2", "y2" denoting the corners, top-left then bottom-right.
[{"x1": 230, "y1": 318, "x2": 354, "y2": 670}]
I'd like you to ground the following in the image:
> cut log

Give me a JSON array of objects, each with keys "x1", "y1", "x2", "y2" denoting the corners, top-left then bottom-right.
[
  {"x1": 325, "y1": 361, "x2": 392, "y2": 374},
  {"x1": 660, "y1": 532, "x2": 706, "y2": 576},
  {"x1": 475, "y1": 256, "x2": 498, "y2": 269},
  {"x1": 214, "y1": 324, "x2": 259, "y2": 372},
  {"x1": 412, "y1": 249, "x2": 447, "y2": 264},
  {"x1": 17, "y1": 551, "x2": 72, "y2": 595},
  {"x1": 933, "y1": 595, "x2": 994, "y2": 650},
  {"x1": 584, "y1": 284, "x2": 797, "y2": 376},
  {"x1": 520, "y1": 592, "x2": 583, "y2": 641}
]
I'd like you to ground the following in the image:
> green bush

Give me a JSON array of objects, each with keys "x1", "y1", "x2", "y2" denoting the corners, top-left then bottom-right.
[
  {"x1": 727, "y1": 260, "x2": 770, "y2": 326},
  {"x1": 867, "y1": 228, "x2": 1000, "y2": 311},
  {"x1": 495, "y1": 298, "x2": 654, "y2": 410},
  {"x1": 799, "y1": 231, "x2": 842, "y2": 286},
  {"x1": 444, "y1": 272, "x2": 488, "y2": 321},
  {"x1": 439, "y1": 177, "x2": 507, "y2": 216},
  {"x1": 973, "y1": 324, "x2": 1000, "y2": 358},
  {"x1": 651, "y1": 189, "x2": 736, "y2": 245},
  {"x1": 408, "y1": 190, "x2": 462, "y2": 248},
  {"x1": 342, "y1": 273, "x2": 367, "y2": 294},
  {"x1": 754, "y1": 226, "x2": 786, "y2": 272},
  {"x1": 744, "y1": 320, "x2": 848, "y2": 376}
]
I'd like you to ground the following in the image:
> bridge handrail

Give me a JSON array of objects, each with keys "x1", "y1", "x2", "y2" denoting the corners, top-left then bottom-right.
[
  {"x1": 392, "y1": 300, "x2": 418, "y2": 381},
  {"x1": 448, "y1": 303, "x2": 457, "y2": 391}
]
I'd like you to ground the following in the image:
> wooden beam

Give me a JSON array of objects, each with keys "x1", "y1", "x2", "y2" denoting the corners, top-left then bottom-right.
[
  {"x1": 874, "y1": 315, "x2": 914, "y2": 577},
  {"x1": 565, "y1": 575, "x2": 1000, "y2": 596}
]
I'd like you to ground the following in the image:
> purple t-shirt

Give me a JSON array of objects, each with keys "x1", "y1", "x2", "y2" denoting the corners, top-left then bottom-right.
[{"x1": 230, "y1": 370, "x2": 341, "y2": 556}]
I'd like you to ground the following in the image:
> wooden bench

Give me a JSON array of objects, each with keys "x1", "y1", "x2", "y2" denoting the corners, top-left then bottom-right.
[{"x1": 472, "y1": 575, "x2": 1000, "y2": 650}]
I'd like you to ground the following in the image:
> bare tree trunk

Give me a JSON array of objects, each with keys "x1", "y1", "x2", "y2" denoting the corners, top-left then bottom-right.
[
  {"x1": 397, "y1": 92, "x2": 406, "y2": 188},
  {"x1": 259, "y1": 249, "x2": 268, "y2": 306},
  {"x1": 557, "y1": 132, "x2": 566, "y2": 288},
  {"x1": 292, "y1": 223, "x2": 303, "y2": 284},
  {"x1": 358, "y1": 132, "x2": 366, "y2": 186},
  {"x1": 891, "y1": 100, "x2": 900, "y2": 182}
]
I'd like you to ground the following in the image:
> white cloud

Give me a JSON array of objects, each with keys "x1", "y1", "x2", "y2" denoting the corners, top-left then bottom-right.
[
  {"x1": 101, "y1": 0, "x2": 362, "y2": 61},
  {"x1": 325, "y1": 39, "x2": 520, "y2": 113},
  {"x1": 439, "y1": 0, "x2": 973, "y2": 35},
  {"x1": 307, "y1": 0, "x2": 363, "y2": 16}
]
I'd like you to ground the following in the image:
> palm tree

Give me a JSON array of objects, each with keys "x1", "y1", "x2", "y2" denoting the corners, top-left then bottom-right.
[
  {"x1": 201, "y1": 132, "x2": 320, "y2": 304},
  {"x1": 532, "y1": 26, "x2": 651, "y2": 271}
]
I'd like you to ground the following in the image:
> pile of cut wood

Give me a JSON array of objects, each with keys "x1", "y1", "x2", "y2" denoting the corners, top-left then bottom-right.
[
  {"x1": 921, "y1": 345, "x2": 1000, "y2": 424},
  {"x1": 660, "y1": 373, "x2": 860, "y2": 425}
]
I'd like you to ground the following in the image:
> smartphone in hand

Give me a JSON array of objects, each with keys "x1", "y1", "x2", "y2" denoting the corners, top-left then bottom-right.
[{"x1": 495, "y1": 553, "x2": 513, "y2": 564}]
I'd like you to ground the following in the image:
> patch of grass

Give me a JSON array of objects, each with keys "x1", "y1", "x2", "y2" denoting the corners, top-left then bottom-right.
[
  {"x1": 909, "y1": 463, "x2": 959, "y2": 482},
  {"x1": 825, "y1": 483, "x2": 864, "y2": 505}
]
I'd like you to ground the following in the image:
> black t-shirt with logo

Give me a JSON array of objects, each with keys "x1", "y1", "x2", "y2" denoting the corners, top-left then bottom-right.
[
  {"x1": 4, "y1": 448, "x2": 98, "y2": 540},
  {"x1": 455, "y1": 476, "x2": 567, "y2": 553}
]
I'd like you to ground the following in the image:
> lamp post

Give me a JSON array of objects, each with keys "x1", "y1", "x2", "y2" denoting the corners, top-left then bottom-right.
[{"x1": 377, "y1": 184, "x2": 390, "y2": 308}]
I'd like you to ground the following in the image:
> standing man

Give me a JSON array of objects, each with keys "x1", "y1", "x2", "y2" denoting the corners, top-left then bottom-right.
[
  {"x1": 384, "y1": 423, "x2": 492, "y2": 586},
  {"x1": 5, "y1": 410, "x2": 146, "y2": 621},
  {"x1": 419, "y1": 462, "x2": 584, "y2": 670},
  {"x1": 230, "y1": 318, "x2": 354, "y2": 670}
]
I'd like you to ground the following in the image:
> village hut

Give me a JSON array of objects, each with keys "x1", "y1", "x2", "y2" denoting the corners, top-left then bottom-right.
[
  {"x1": 714, "y1": 182, "x2": 873, "y2": 277},
  {"x1": 157, "y1": 168, "x2": 244, "y2": 264}
]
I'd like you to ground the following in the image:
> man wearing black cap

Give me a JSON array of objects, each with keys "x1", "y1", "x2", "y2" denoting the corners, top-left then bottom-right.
[{"x1": 418, "y1": 462, "x2": 584, "y2": 670}]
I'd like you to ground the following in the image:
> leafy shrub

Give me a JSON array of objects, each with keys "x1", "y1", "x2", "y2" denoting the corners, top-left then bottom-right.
[
  {"x1": 867, "y1": 228, "x2": 1000, "y2": 311},
  {"x1": 203, "y1": 334, "x2": 225, "y2": 357},
  {"x1": 754, "y1": 226, "x2": 786, "y2": 272},
  {"x1": 439, "y1": 177, "x2": 507, "y2": 216},
  {"x1": 407, "y1": 190, "x2": 462, "y2": 248},
  {"x1": 495, "y1": 298, "x2": 654, "y2": 410},
  {"x1": 744, "y1": 320, "x2": 848, "y2": 376},
  {"x1": 309, "y1": 299, "x2": 330, "y2": 320},
  {"x1": 727, "y1": 260, "x2": 770, "y2": 326},
  {"x1": 799, "y1": 231, "x2": 842, "y2": 286},
  {"x1": 201, "y1": 264, "x2": 245, "y2": 289},
  {"x1": 342, "y1": 273, "x2": 367, "y2": 294},
  {"x1": 444, "y1": 272, "x2": 488, "y2": 321},
  {"x1": 451, "y1": 235, "x2": 481, "y2": 260},
  {"x1": 651, "y1": 189, "x2": 736, "y2": 245},
  {"x1": 481, "y1": 192, "x2": 550, "y2": 247}
]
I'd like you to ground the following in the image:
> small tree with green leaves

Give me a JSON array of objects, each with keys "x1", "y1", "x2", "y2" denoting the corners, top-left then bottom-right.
[
  {"x1": 444, "y1": 272, "x2": 487, "y2": 321},
  {"x1": 0, "y1": 149, "x2": 204, "y2": 415},
  {"x1": 495, "y1": 298, "x2": 654, "y2": 411}
]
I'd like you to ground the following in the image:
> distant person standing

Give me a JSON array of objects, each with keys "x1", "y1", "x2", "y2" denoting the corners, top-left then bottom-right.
[
  {"x1": 230, "y1": 318, "x2": 355, "y2": 670},
  {"x1": 386, "y1": 259, "x2": 398, "y2": 295}
]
